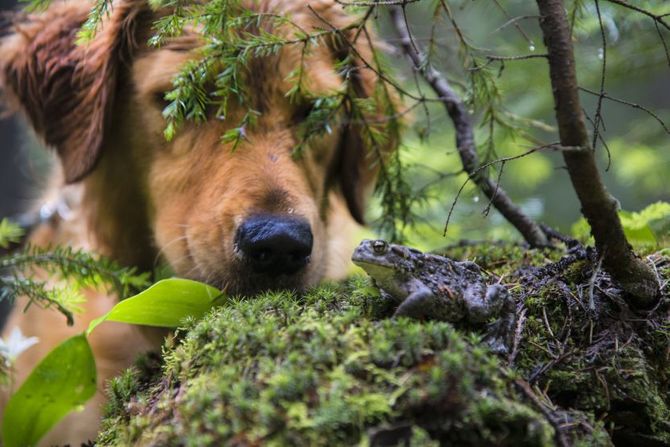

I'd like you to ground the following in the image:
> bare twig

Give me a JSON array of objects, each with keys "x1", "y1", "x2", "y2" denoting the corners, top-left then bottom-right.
[
  {"x1": 492, "y1": 15, "x2": 541, "y2": 37},
  {"x1": 603, "y1": 0, "x2": 670, "y2": 32},
  {"x1": 492, "y1": 0, "x2": 535, "y2": 46},
  {"x1": 514, "y1": 379, "x2": 571, "y2": 447},
  {"x1": 654, "y1": 21, "x2": 670, "y2": 68},
  {"x1": 484, "y1": 53, "x2": 548, "y2": 62},
  {"x1": 335, "y1": 0, "x2": 420, "y2": 6},
  {"x1": 388, "y1": 6, "x2": 549, "y2": 247},
  {"x1": 591, "y1": 0, "x2": 607, "y2": 151},
  {"x1": 508, "y1": 307, "x2": 527, "y2": 366},
  {"x1": 588, "y1": 255, "x2": 603, "y2": 311},
  {"x1": 579, "y1": 87, "x2": 670, "y2": 135}
]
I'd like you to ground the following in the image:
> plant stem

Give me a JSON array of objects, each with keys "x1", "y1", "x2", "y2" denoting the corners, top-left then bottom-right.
[{"x1": 536, "y1": 0, "x2": 659, "y2": 308}]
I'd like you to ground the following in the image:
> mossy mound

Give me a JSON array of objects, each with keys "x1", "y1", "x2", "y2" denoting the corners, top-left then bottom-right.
[
  {"x1": 97, "y1": 244, "x2": 669, "y2": 446},
  {"x1": 512, "y1": 249, "x2": 670, "y2": 446}
]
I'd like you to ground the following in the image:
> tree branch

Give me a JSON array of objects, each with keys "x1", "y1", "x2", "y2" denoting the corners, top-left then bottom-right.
[
  {"x1": 388, "y1": 6, "x2": 549, "y2": 248},
  {"x1": 536, "y1": 0, "x2": 660, "y2": 308}
]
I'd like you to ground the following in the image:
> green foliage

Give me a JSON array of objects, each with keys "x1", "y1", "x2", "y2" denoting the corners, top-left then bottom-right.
[
  {"x1": 2, "y1": 334, "x2": 96, "y2": 447},
  {"x1": 572, "y1": 201, "x2": 670, "y2": 246},
  {"x1": 0, "y1": 244, "x2": 150, "y2": 325},
  {"x1": 3, "y1": 278, "x2": 220, "y2": 447}
]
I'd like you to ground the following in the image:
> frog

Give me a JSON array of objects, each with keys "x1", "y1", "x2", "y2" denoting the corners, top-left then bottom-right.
[{"x1": 352, "y1": 239, "x2": 516, "y2": 355}]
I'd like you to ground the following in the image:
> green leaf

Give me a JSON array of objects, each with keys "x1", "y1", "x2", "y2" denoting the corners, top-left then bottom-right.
[
  {"x1": 571, "y1": 202, "x2": 670, "y2": 247},
  {"x1": 2, "y1": 334, "x2": 96, "y2": 447},
  {"x1": 619, "y1": 210, "x2": 657, "y2": 246},
  {"x1": 87, "y1": 278, "x2": 223, "y2": 335},
  {"x1": 2, "y1": 278, "x2": 222, "y2": 447}
]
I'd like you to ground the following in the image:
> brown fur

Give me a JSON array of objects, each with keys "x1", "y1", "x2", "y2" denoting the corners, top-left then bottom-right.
[{"x1": 0, "y1": 0, "x2": 396, "y2": 444}]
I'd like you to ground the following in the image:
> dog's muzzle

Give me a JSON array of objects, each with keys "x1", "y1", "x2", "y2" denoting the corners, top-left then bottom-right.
[{"x1": 235, "y1": 214, "x2": 313, "y2": 276}]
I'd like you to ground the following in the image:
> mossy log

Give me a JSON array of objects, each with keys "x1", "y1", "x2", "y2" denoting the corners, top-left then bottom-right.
[{"x1": 97, "y1": 244, "x2": 669, "y2": 446}]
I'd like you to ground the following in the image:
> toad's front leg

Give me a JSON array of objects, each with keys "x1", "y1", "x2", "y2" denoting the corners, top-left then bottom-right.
[
  {"x1": 464, "y1": 284, "x2": 516, "y2": 355},
  {"x1": 393, "y1": 285, "x2": 437, "y2": 320}
]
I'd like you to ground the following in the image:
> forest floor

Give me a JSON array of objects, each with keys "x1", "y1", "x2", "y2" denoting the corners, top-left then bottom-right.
[{"x1": 96, "y1": 241, "x2": 669, "y2": 446}]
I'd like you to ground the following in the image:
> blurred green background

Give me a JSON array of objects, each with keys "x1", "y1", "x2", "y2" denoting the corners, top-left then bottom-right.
[
  {"x1": 0, "y1": 0, "x2": 668, "y2": 250},
  {"x1": 366, "y1": 0, "x2": 669, "y2": 249}
]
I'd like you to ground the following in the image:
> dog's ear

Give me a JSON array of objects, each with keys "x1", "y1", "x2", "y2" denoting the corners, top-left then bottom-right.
[
  {"x1": 328, "y1": 30, "x2": 400, "y2": 225},
  {"x1": 0, "y1": 0, "x2": 145, "y2": 183}
]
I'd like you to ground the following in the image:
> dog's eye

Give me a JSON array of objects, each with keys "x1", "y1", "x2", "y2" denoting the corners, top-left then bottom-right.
[
  {"x1": 153, "y1": 91, "x2": 172, "y2": 111},
  {"x1": 293, "y1": 101, "x2": 316, "y2": 123}
]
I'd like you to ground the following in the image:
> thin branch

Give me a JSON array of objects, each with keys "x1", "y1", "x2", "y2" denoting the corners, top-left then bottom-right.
[
  {"x1": 591, "y1": 0, "x2": 607, "y2": 151},
  {"x1": 579, "y1": 87, "x2": 670, "y2": 135},
  {"x1": 491, "y1": 15, "x2": 541, "y2": 37},
  {"x1": 492, "y1": 0, "x2": 535, "y2": 46},
  {"x1": 335, "y1": 0, "x2": 420, "y2": 6},
  {"x1": 603, "y1": 0, "x2": 670, "y2": 32},
  {"x1": 654, "y1": 21, "x2": 670, "y2": 68},
  {"x1": 582, "y1": 107, "x2": 612, "y2": 171},
  {"x1": 307, "y1": 5, "x2": 442, "y2": 104},
  {"x1": 485, "y1": 53, "x2": 548, "y2": 62},
  {"x1": 388, "y1": 6, "x2": 549, "y2": 247},
  {"x1": 514, "y1": 379, "x2": 571, "y2": 447}
]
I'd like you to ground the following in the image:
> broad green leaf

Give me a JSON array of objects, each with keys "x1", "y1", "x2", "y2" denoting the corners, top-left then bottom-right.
[
  {"x1": 87, "y1": 278, "x2": 223, "y2": 334},
  {"x1": 3, "y1": 278, "x2": 222, "y2": 447},
  {"x1": 2, "y1": 334, "x2": 96, "y2": 447},
  {"x1": 571, "y1": 202, "x2": 670, "y2": 247},
  {"x1": 619, "y1": 210, "x2": 657, "y2": 246}
]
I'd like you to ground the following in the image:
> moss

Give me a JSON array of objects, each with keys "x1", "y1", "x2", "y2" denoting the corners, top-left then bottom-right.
[{"x1": 98, "y1": 246, "x2": 670, "y2": 446}]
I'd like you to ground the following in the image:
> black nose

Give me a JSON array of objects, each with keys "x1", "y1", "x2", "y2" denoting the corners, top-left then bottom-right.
[{"x1": 235, "y1": 215, "x2": 313, "y2": 276}]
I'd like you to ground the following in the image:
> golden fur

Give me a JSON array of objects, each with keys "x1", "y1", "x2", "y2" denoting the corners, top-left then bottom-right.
[{"x1": 0, "y1": 0, "x2": 396, "y2": 444}]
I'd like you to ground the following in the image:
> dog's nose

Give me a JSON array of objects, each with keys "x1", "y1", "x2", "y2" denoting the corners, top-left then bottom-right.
[{"x1": 236, "y1": 215, "x2": 313, "y2": 276}]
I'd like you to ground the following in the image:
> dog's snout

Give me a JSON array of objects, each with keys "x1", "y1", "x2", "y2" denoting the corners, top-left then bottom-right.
[{"x1": 236, "y1": 215, "x2": 313, "y2": 276}]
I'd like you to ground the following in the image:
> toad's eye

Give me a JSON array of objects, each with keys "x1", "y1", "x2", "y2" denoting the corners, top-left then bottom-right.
[{"x1": 372, "y1": 240, "x2": 388, "y2": 254}]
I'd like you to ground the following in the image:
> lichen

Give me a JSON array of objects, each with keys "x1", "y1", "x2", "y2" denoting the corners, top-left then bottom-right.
[{"x1": 98, "y1": 245, "x2": 670, "y2": 446}]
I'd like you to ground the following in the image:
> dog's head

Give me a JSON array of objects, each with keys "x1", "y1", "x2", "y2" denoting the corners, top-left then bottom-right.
[{"x1": 0, "y1": 0, "x2": 398, "y2": 295}]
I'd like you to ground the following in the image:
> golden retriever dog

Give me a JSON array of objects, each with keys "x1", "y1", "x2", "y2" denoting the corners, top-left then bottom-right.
[{"x1": 0, "y1": 0, "x2": 397, "y2": 444}]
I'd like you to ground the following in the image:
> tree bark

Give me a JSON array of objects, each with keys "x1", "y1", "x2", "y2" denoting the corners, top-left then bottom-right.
[
  {"x1": 389, "y1": 7, "x2": 549, "y2": 248},
  {"x1": 536, "y1": 0, "x2": 659, "y2": 308}
]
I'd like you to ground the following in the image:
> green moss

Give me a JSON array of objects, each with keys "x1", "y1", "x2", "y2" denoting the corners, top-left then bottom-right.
[
  {"x1": 99, "y1": 246, "x2": 670, "y2": 446},
  {"x1": 98, "y1": 284, "x2": 582, "y2": 446}
]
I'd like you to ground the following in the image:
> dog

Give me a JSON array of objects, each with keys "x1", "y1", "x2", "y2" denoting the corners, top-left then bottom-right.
[{"x1": 0, "y1": 0, "x2": 397, "y2": 443}]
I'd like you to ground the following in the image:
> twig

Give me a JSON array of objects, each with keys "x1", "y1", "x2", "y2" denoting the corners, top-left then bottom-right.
[
  {"x1": 578, "y1": 86, "x2": 670, "y2": 135},
  {"x1": 485, "y1": 53, "x2": 548, "y2": 62},
  {"x1": 492, "y1": 1, "x2": 535, "y2": 46},
  {"x1": 388, "y1": 6, "x2": 549, "y2": 247},
  {"x1": 603, "y1": 0, "x2": 670, "y2": 32},
  {"x1": 581, "y1": 107, "x2": 612, "y2": 171},
  {"x1": 655, "y1": 21, "x2": 670, "y2": 68},
  {"x1": 335, "y1": 0, "x2": 420, "y2": 6},
  {"x1": 508, "y1": 307, "x2": 527, "y2": 366},
  {"x1": 514, "y1": 379, "x2": 571, "y2": 447},
  {"x1": 591, "y1": 0, "x2": 607, "y2": 151},
  {"x1": 588, "y1": 255, "x2": 603, "y2": 311},
  {"x1": 492, "y1": 15, "x2": 541, "y2": 37}
]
